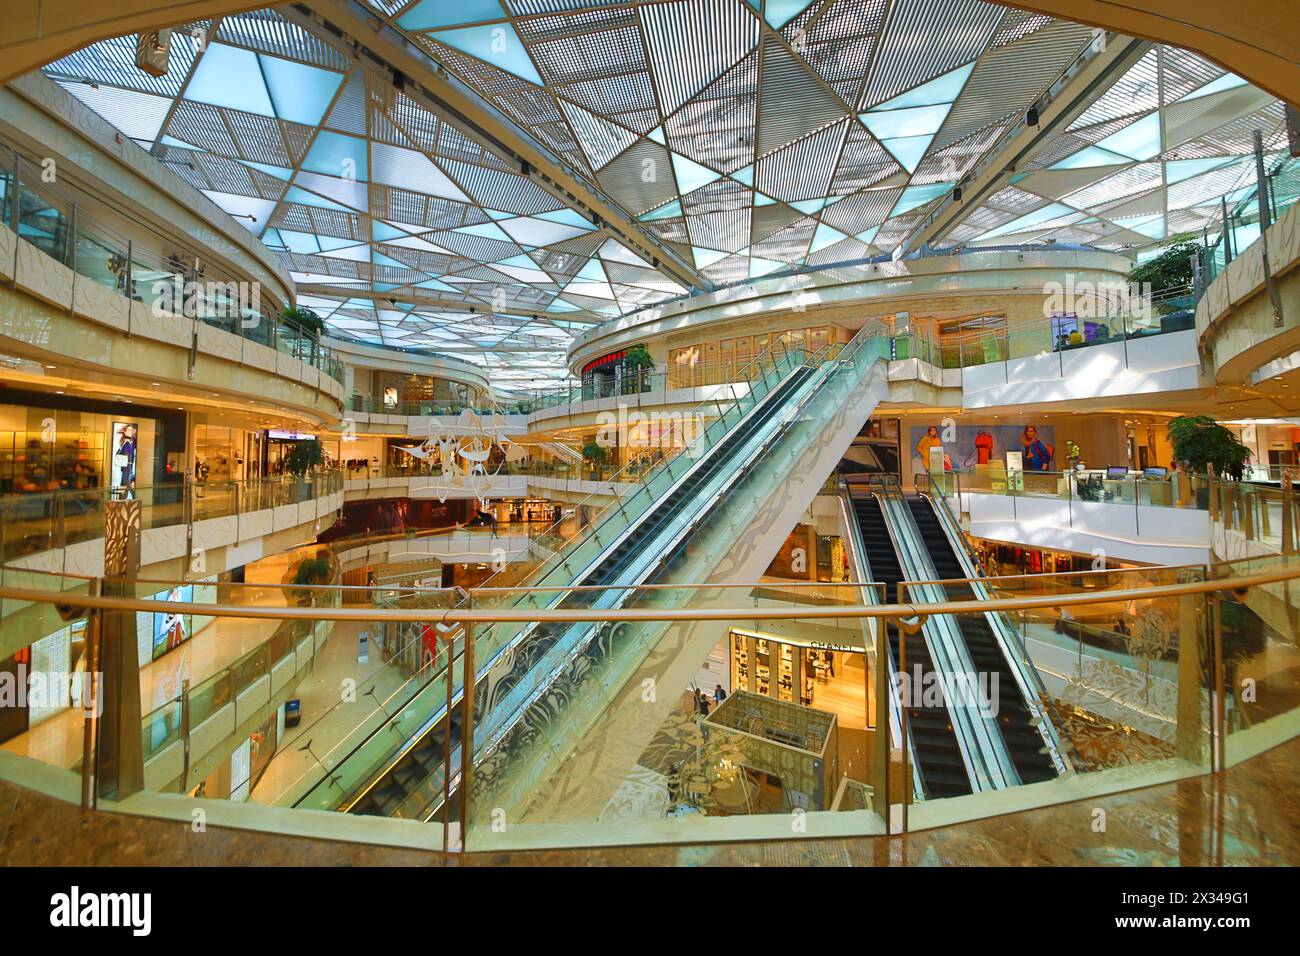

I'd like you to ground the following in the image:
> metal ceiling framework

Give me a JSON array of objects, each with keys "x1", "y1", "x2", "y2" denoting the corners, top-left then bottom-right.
[{"x1": 38, "y1": 0, "x2": 1289, "y2": 387}]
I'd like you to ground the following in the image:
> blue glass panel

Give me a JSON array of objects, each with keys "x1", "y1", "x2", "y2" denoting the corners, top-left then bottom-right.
[
  {"x1": 303, "y1": 131, "x2": 369, "y2": 181},
  {"x1": 430, "y1": 24, "x2": 542, "y2": 85},
  {"x1": 1178, "y1": 72, "x2": 1247, "y2": 102},
  {"x1": 764, "y1": 0, "x2": 816, "y2": 30},
  {"x1": 873, "y1": 63, "x2": 974, "y2": 110},
  {"x1": 638, "y1": 199, "x2": 681, "y2": 221},
  {"x1": 1049, "y1": 146, "x2": 1133, "y2": 170},
  {"x1": 1165, "y1": 157, "x2": 1235, "y2": 185},
  {"x1": 693, "y1": 247, "x2": 729, "y2": 268},
  {"x1": 880, "y1": 134, "x2": 934, "y2": 173},
  {"x1": 279, "y1": 230, "x2": 321, "y2": 254},
  {"x1": 1096, "y1": 113, "x2": 1162, "y2": 161},
  {"x1": 860, "y1": 104, "x2": 952, "y2": 140},
  {"x1": 891, "y1": 183, "x2": 950, "y2": 216},
  {"x1": 809, "y1": 222, "x2": 850, "y2": 253},
  {"x1": 398, "y1": 0, "x2": 505, "y2": 30},
  {"x1": 185, "y1": 44, "x2": 274, "y2": 116},
  {"x1": 260, "y1": 55, "x2": 344, "y2": 126},
  {"x1": 671, "y1": 153, "x2": 721, "y2": 193},
  {"x1": 537, "y1": 208, "x2": 594, "y2": 229},
  {"x1": 979, "y1": 202, "x2": 1074, "y2": 240},
  {"x1": 372, "y1": 221, "x2": 405, "y2": 242}
]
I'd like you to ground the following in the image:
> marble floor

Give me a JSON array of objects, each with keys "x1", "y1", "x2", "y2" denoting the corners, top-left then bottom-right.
[{"x1": 2, "y1": 734, "x2": 1297, "y2": 866}]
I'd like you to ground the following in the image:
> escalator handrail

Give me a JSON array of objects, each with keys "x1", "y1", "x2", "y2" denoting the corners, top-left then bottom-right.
[
  {"x1": 477, "y1": 337, "x2": 813, "y2": 597},
  {"x1": 338, "y1": 324, "x2": 896, "y2": 815},
  {"x1": 452, "y1": 329, "x2": 896, "y2": 808},
  {"x1": 471, "y1": 358, "x2": 853, "y2": 762},
  {"x1": 839, "y1": 482, "x2": 925, "y2": 799},
  {"x1": 878, "y1": 489, "x2": 1014, "y2": 791},
  {"x1": 290, "y1": 589, "x2": 472, "y2": 809},
  {"x1": 330, "y1": 361, "x2": 826, "y2": 813},
  {"x1": 916, "y1": 483, "x2": 1073, "y2": 776}
]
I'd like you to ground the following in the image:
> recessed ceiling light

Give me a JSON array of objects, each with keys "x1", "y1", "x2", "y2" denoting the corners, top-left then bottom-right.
[{"x1": 45, "y1": 364, "x2": 56, "y2": 369}]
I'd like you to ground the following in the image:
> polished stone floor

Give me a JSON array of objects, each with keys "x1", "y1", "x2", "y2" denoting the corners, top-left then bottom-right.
[{"x1": 2, "y1": 735, "x2": 1297, "y2": 866}]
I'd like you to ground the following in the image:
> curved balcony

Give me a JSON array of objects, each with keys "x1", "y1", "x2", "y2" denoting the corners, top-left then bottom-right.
[
  {"x1": 567, "y1": 248, "x2": 1131, "y2": 372},
  {"x1": 0, "y1": 469, "x2": 344, "y2": 661},
  {"x1": 0, "y1": 122, "x2": 344, "y2": 423},
  {"x1": 1196, "y1": 157, "x2": 1300, "y2": 388}
]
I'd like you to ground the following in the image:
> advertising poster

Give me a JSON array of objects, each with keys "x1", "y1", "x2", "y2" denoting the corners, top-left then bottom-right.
[
  {"x1": 909, "y1": 423, "x2": 1056, "y2": 472},
  {"x1": 111, "y1": 421, "x2": 139, "y2": 490},
  {"x1": 152, "y1": 584, "x2": 193, "y2": 661},
  {"x1": 383, "y1": 386, "x2": 399, "y2": 408}
]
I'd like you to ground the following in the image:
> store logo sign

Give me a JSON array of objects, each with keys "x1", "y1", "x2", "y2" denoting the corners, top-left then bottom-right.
[{"x1": 49, "y1": 887, "x2": 151, "y2": 936}]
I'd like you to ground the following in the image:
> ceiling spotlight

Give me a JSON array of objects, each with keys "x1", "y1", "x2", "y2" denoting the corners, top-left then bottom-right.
[{"x1": 1026, "y1": 107, "x2": 1040, "y2": 127}]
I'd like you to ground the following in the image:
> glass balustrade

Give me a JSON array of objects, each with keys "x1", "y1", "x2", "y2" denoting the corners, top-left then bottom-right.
[
  {"x1": 0, "y1": 470, "x2": 342, "y2": 564},
  {"x1": 0, "y1": 136, "x2": 345, "y2": 385},
  {"x1": 4, "y1": 555, "x2": 1296, "y2": 853}
]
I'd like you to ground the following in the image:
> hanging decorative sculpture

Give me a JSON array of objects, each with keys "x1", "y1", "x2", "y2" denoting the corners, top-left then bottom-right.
[{"x1": 396, "y1": 403, "x2": 524, "y2": 506}]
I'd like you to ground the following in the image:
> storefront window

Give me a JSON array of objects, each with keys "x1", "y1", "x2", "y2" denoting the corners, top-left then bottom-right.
[{"x1": 0, "y1": 403, "x2": 158, "y2": 494}]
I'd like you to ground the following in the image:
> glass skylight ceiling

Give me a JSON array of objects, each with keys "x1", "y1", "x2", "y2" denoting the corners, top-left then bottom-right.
[{"x1": 41, "y1": 1, "x2": 1287, "y2": 383}]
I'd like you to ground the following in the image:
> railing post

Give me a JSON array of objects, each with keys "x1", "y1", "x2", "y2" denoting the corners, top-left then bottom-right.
[
  {"x1": 457, "y1": 620, "x2": 475, "y2": 851},
  {"x1": 1253, "y1": 130, "x2": 1285, "y2": 328},
  {"x1": 1221, "y1": 195, "x2": 1233, "y2": 264},
  {"x1": 8, "y1": 151, "x2": 19, "y2": 233},
  {"x1": 179, "y1": 678, "x2": 191, "y2": 792},
  {"x1": 66, "y1": 202, "x2": 77, "y2": 274},
  {"x1": 53, "y1": 492, "x2": 66, "y2": 552},
  {"x1": 442, "y1": 632, "x2": 455, "y2": 853},
  {"x1": 1212, "y1": 592, "x2": 1226, "y2": 773},
  {"x1": 124, "y1": 240, "x2": 133, "y2": 331},
  {"x1": 80, "y1": 595, "x2": 104, "y2": 811},
  {"x1": 1283, "y1": 475, "x2": 1295, "y2": 554}
]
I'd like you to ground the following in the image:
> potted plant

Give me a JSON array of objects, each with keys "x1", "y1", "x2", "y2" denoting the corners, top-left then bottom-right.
[
  {"x1": 1167, "y1": 415, "x2": 1251, "y2": 508},
  {"x1": 1127, "y1": 237, "x2": 1199, "y2": 323},
  {"x1": 280, "y1": 306, "x2": 324, "y2": 360},
  {"x1": 621, "y1": 344, "x2": 655, "y2": 394},
  {"x1": 283, "y1": 437, "x2": 325, "y2": 502},
  {"x1": 581, "y1": 439, "x2": 607, "y2": 480},
  {"x1": 281, "y1": 305, "x2": 323, "y2": 336},
  {"x1": 291, "y1": 554, "x2": 333, "y2": 606}
]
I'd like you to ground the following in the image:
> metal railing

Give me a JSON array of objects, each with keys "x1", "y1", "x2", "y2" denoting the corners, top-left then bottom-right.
[
  {"x1": 0, "y1": 469, "x2": 342, "y2": 564},
  {"x1": 0, "y1": 134, "x2": 344, "y2": 385},
  {"x1": 0, "y1": 552, "x2": 1296, "y2": 853}
]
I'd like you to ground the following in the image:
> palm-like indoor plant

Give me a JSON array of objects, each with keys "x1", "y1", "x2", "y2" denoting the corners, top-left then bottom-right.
[
  {"x1": 582, "y1": 439, "x2": 607, "y2": 479},
  {"x1": 620, "y1": 344, "x2": 655, "y2": 394},
  {"x1": 1167, "y1": 415, "x2": 1251, "y2": 508}
]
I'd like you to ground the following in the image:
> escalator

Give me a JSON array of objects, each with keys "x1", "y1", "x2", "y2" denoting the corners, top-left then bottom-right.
[
  {"x1": 342, "y1": 361, "x2": 824, "y2": 818},
  {"x1": 904, "y1": 496, "x2": 1058, "y2": 785},
  {"x1": 849, "y1": 494, "x2": 973, "y2": 799}
]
